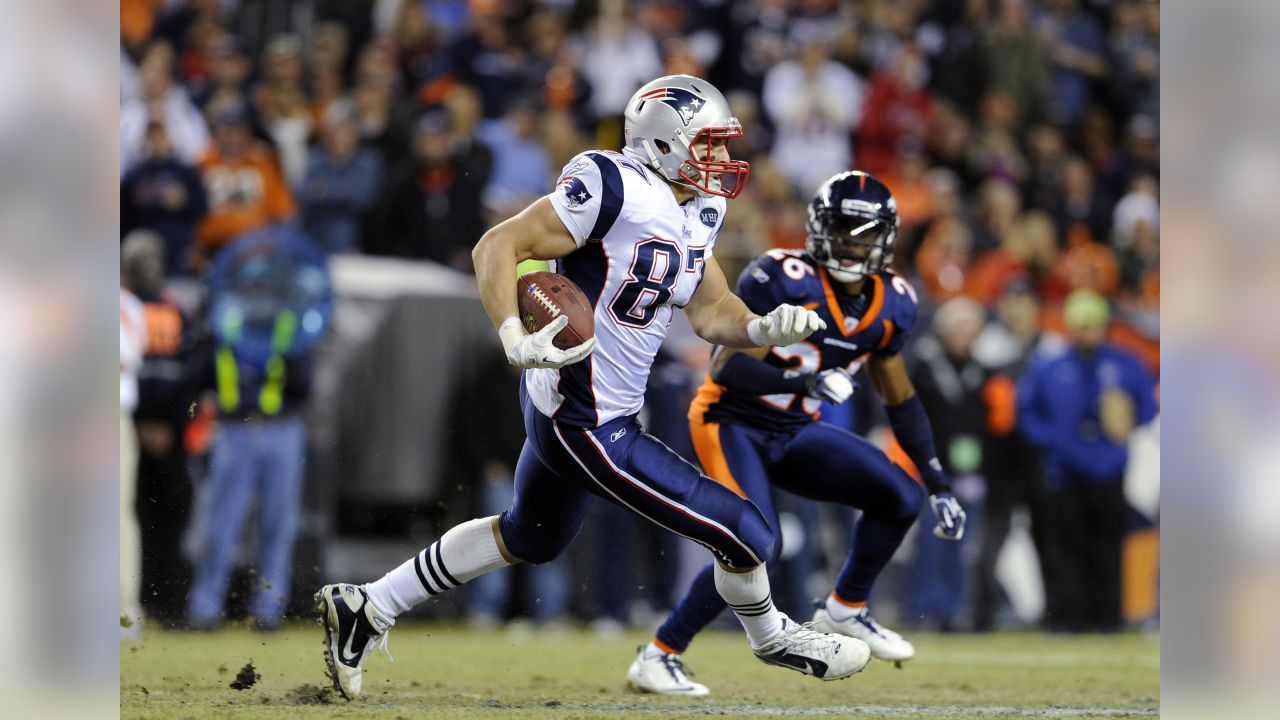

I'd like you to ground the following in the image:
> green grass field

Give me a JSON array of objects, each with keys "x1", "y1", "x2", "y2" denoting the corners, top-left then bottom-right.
[{"x1": 121, "y1": 623, "x2": 1158, "y2": 719}]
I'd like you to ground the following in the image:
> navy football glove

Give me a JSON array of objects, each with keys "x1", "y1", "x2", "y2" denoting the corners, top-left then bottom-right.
[{"x1": 929, "y1": 492, "x2": 966, "y2": 541}]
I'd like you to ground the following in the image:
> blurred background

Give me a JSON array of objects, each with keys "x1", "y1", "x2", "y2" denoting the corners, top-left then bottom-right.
[{"x1": 117, "y1": 0, "x2": 1162, "y2": 645}]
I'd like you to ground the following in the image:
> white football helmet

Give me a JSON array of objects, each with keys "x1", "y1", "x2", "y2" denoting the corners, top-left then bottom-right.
[{"x1": 622, "y1": 74, "x2": 750, "y2": 199}]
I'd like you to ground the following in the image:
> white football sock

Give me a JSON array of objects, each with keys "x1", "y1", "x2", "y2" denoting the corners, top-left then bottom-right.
[
  {"x1": 714, "y1": 563, "x2": 784, "y2": 649},
  {"x1": 365, "y1": 516, "x2": 512, "y2": 617},
  {"x1": 825, "y1": 594, "x2": 868, "y2": 623}
]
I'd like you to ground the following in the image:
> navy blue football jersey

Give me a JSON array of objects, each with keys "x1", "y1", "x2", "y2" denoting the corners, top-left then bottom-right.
[{"x1": 690, "y1": 249, "x2": 919, "y2": 430}]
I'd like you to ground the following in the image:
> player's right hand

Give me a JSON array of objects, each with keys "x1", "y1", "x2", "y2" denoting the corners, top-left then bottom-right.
[
  {"x1": 806, "y1": 368, "x2": 856, "y2": 405},
  {"x1": 747, "y1": 304, "x2": 827, "y2": 347},
  {"x1": 499, "y1": 315, "x2": 596, "y2": 369}
]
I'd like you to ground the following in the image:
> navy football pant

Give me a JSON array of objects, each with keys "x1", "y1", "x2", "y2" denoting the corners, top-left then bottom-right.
[
  {"x1": 497, "y1": 385, "x2": 775, "y2": 570},
  {"x1": 655, "y1": 418, "x2": 924, "y2": 653}
]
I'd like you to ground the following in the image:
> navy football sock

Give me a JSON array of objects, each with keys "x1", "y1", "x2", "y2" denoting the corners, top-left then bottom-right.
[
  {"x1": 654, "y1": 563, "x2": 727, "y2": 653},
  {"x1": 833, "y1": 514, "x2": 915, "y2": 603}
]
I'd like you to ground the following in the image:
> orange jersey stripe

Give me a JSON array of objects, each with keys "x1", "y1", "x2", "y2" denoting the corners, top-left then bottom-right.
[
  {"x1": 688, "y1": 374, "x2": 723, "y2": 425},
  {"x1": 819, "y1": 270, "x2": 885, "y2": 337},
  {"x1": 689, "y1": 417, "x2": 745, "y2": 498}
]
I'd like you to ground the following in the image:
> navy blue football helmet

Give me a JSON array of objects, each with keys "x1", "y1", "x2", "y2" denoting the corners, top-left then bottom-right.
[{"x1": 805, "y1": 171, "x2": 899, "y2": 282}]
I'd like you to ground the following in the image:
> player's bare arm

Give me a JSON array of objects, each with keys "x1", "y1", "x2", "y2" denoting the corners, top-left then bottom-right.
[
  {"x1": 683, "y1": 257, "x2": 763, "y2": 348},
  {"x1": 472, "y1": 196, "x2": 577, "y2": 330},
  {"x1": 471, "y1": 197, "x2": 595, "y2": 369},
  {"x1": 685, "y1": 257, "x2": 827, "y2": 349},
  {"x1": 865, "y1": 351, "x2": 916, "y2": 405}
]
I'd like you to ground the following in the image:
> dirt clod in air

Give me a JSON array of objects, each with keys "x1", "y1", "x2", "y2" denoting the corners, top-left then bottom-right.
[{"x1": 229, "y1": 661, "x2": 260, "y2": 690}]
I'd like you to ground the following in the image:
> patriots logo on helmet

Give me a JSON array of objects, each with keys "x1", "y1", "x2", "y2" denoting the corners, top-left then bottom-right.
[
  {"x1": 558, "y1": 176, "x2": 592, "y2": 207},
  {"x1": 638, "y1": 87, "x2": 705, "y2": 127}
]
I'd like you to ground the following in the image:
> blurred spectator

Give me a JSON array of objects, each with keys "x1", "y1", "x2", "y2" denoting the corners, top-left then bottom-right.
[
  {"x1": 748, "y1": 159, "x2": 809, "y2": 251},
  {"x1": 195, "y1": 99, "x2": 296, "y2": 262},
  {"x1": 477, "y1": 98, "x2": 551, "y2": 224},
  {"x1": 859, "y1": 0, "x2": 919, "y2": 72},
  {"x1": 191, "y1": 34, "x2": 253, "y2": 112},
  {"x1": 121, "y1": 41, "x2": 211, "y2": 175},
  {"x1": 724, "y1": 90, "x2": 772, "y2": 162},
  {"x1": 391, "y1": 0, "x2": 451, "y2": 99},
  {"x1": 857, "y1": 44, "x2": 934, "y2": 179},
  {"x1": 919, "y1": 0, "x2": 992, "y2": 118},
  {"x1": 1111, "y1": 0, "x2": 1162, "y2": 121},
  {"x1": 1052, "y1": 233, "x2": 1120, "y2": 300},
  {"x1": 982, "y1": 0, "x2": 1049, "y2": 130},
  {"x1": 927, "y1": 103, "x2": 981, "y2": 190},
  {"x1": 121, "y1": 122, "x2": 209, "y2": 278},
  {"x1": 300, "y1": 102, "x2": 385, "y2": 255},
  {"x1": 122, "y1": 232, "x2": 199, "y2": 624},
  {"x1": 352, "y1": 63, "x2": 415, "y2": 163},
  {"x1": 968, "y1": 89, "x2": 1030, "y2": 186},
  {"x1": 186, "y1": 238, "x2": 325, "y2": 631},
  {"x1": 456, "y1": 353, "x2": 569, "y2": 627},
  {"x1": 734, "y1": 0, "x2": 798, "y2": 93},
  {"x1": 905, "y1": 297, "x2": 989, "y2": 630},
  {"x1": 1114, "y1": 113, "x2": 1160, "y2": 188},
  {"x1": 763, "y1": 39, "x2": 865, "y2": 194},
  {"x1": 307, "y1": 22, "x2": 352, "y2": 128},
  {"x1": 1033, "y1": 0, "x2": 1108, "y2": 129},
  {"x1": 972, "y1": 177, "x2": 1022, "y2": 254},
  {"x1": 972, "y1": 280, "x2": 1068, "y2": 630},
  {"x1": 1024, "y1": 122, "x2": 1070, "y2": 214},
  {"x1": 368, "y1": 107, "x2": 492, "y2": 267},
  {"x1": 574, "y1": 1, "x2": 662, "y2": 126},
  {"x1": 966, "y1": 209, "x2": 1065, "y2": 306},
  {"x1": 448, "y1": 9, "x2": 527, "y2": 119},
  {"x1": 882, "y1": 138, "x2": 936, "y2": 233},
  {"x1": 120, "y1": 281, "x2": 147, "y2": 636},
  {"x1": 255, "y1": 34, "x2": 314, "y2": 190},
  {"x1": 1112, "y1": 175, "x2": 1159, "y2": 292},
  {"x1": 914, "y1": 207, "x2": 976, "y2": 302},
  {"x1": 1017, "y1": 289, "x2": 1156, "y2": 632},
  {"x1": 1051, "y1": 156, "x2": 1111, "y2": 246}
]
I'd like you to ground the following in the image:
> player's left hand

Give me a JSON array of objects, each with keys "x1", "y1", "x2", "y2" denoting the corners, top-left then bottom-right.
[
  {"x1": 929, "y1": 492, "x2": 966, "y2": 541},
  {"x1": 748, "y1": 304, "x2": 827, "y2": 347}
]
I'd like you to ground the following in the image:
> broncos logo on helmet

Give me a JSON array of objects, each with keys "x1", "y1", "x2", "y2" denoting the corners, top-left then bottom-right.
[{"x1": 637, "y1": 87, "x2": 705, "y2": 127}]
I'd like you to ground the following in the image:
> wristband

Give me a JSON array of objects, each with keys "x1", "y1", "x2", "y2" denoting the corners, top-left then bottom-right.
[
  {"x1": 886, "y1": 395, "x2": 949, "y2": 494},
  {"x1": 498, "y1": 316, "x2": 526, "y2": 357},
  {"x1": 714, "y1": 352, "x2": 810, "y2": 395}
]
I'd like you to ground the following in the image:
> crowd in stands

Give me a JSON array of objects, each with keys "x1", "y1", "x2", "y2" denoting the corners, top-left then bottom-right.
[{"x1": 121, "y1": 0, "x2": 1159, "y2": 634}]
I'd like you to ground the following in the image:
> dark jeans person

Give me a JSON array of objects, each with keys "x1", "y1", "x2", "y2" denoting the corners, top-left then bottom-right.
[
  {"x1": 1051, "y1": 478, "x2": 1126, "y2": 632},
  {"x1": 973, "y1": 464, "x2": 1058, "y2": 631}
]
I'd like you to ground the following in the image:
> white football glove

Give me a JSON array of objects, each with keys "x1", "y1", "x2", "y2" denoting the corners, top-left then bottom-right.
[
  {"x1": 747, "y1": 304, "x2": 827, "y2": 347},
  {"x1": 806, "y1": 368, "x2": 857, "y2": 405},
  {"x1": 929, "y1": 492, "x2": 967, "y2": 541},
  {"x1": 498, "y1": 316, "x2": 596, "y2": 369}
]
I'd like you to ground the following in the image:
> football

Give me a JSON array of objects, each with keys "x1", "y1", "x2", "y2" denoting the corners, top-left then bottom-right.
[{"x1": 516, "y1": 271, "x2": 594, "y2": 350}]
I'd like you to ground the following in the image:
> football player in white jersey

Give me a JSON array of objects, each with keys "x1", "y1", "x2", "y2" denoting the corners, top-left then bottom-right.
[{"x1": 316, "y1": 75, "x2": 873, "y2": 699}]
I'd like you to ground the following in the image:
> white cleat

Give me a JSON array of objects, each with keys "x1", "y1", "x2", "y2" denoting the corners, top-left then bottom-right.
[
  {"x1": 316, "y1": 583, "x2": 395, "y2": 699},
  {"x1": 627, "y1": 644, "x2": 710, "y2": 696},
  {"x1": 810, "y1": 606, "x2": 915, "y2": 663},
  {"x1": 752, "y1": 616, "x2": 872, "y2": 681}
]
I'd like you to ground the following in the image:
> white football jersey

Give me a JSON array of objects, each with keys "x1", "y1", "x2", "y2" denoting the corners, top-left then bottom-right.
[{"x1": 526, "y1": 150, "x2": 726, "y2": 427}]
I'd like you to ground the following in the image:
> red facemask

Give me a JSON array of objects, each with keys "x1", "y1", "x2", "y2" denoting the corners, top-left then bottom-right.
[{"x1": 678, "y1": 126, "x2": 751, "y2": 199}]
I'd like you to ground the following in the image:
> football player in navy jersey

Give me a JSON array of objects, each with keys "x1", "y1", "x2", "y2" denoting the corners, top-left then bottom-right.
[{"x1": 627, "y1": 171, "x2": 968, "y2": 696}]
